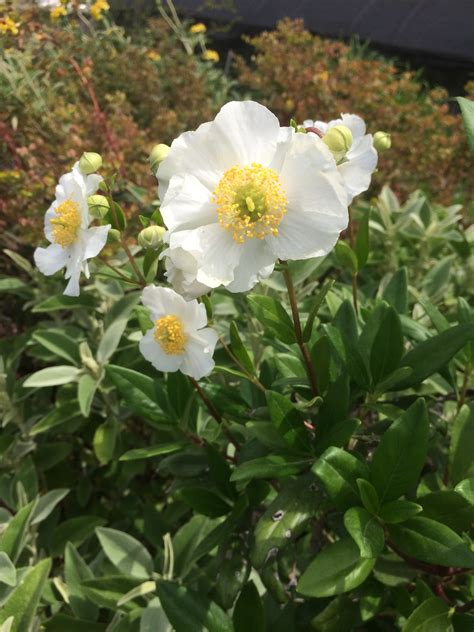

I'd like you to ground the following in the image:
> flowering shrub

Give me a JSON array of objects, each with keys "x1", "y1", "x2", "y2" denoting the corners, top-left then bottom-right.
[
  {"x1": 0, "y1": 93, "x2": 473, "y2": 631},
  {"x1": 236, "y1": 19, "x2": 473, "y2": 204}
]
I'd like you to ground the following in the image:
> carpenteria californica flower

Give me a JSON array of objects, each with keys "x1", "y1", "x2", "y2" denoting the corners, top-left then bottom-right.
[
  {"x1": 139, "y1": 286, "x2": 218, "y2": 380},
  {"x1": 162, "y1": 246, "x2": 212, "y2": 300},
  {"x1": 157, "y1": 100, "x2": 349, "y2": 293},
  {"x1": 304, "y1": 114, "x2": 378, "y2": 203},
  {"x1": 34, "y1": 164, "x2": 110, "y2": 296}
]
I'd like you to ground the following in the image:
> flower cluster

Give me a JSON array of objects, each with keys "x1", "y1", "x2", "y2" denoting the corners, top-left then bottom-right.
[
  {"x1": 34, "y1": 101, "x2": 380, "y2": 379},
  {"x1": 0, "y1": 15, "x2": 19, "y2": 35}
]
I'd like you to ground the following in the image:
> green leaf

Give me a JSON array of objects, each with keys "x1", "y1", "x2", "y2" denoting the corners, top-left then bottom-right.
[
  {"x1": 388, "y1": 517, "x2": 474, "y2": 568},
  {"x1": 233, "y1": 582, "x2": 265, "y2": 632},
  {"x1": 297, "y1": 538, "x2": 375, "y2": 597},
  {"x1": 0, "y1": 558, "x2": 51, "y2": 632},
  {"x1": 178, "y1": 487, "x2": 231, "y2": 518},
  {"x1": 32, "y1": 294, "x2": 96, "y2": 312},
  {"x1": 402, "y1": 597, "x2": 451, "y2": 632},
  {"x1": 0, "y1": 500, "x2": 36, "y2": 563},
  {"x1": 355, "y1": 209, "x2": 370, "y2": 269},
  {"x1": 379, "y1": 500, "x2": 422, "y2": 524},
  {"x1": 156, "y1": 580, "x2": 234, "y2": 632},
  {"x1": 302, "y1": 279, "x2": 334, "y2": 342},
  {"x1": 140, "y1": 597, "x2": 171, "y2": 632},
  {"x1": 455, "y1": 478, "x2": 474, "y2": 505},
  {"x1": 65, "y1": 542, "x2": 98, "y2": 622},
  {"x1": 335, "y1": 240, "x2": 358, "y2": 273},
  {"x1": 97, "y1": 292, "x2": 140, "y2": 363},
  {"x1": 93, "y1": 419, "x2": 118, "y2": 465},
  {"x1": 370, "y1": 399, "x2": 428, "y2": 503},
  {"x1": 80, "y1": 576, "x2": 142, "y2": 611},
  {"x1": 422, "y1": 256, "x2": 454, "y2": 301},
  {"x1": 251, "y1": 474, "x2": 320, "y2": 567},
  {"x1": 32, "y1": 330, "x2": 81, "y2": 365},
  {"x1": 417, "y1": 490, "x2": 474, "y2": 533},
  {"x1": 357, "y1": 479, "x2": 380, "y2": 514},
  {"x1": 106, "y1": 365, "x2": 166, "y2": 425},
  {"x1": 457, "y1": 96, "x2": 474, "y2": 153},
  {"x1": 393, "y1": 324, "x2": 474, "y2": 389},
  {"x1": 312, "y1": 447, "x2": 370, "y2": 510},
  {"x1": 265, "y1": 391, "x2": 307, "y2": 452},
  {"x1": 310, "y1": 335, "x2": 331, "y2": 393},
  {"x1": 247, "y1": 294, "x2": 295, "y2": 344},
  {"x1": 78, "y1": 373, "x2": 99, "y2": 417},
  {"x1": 51, "y1": 515, "x2": 106, "y2": 557},
  {"x1": 333, "y1": 300, "x2": 370, "y2": 389},
  {"x1": 229, "y1": 322, "x2": 254, "y2": 373},
  {"x1": 369, "y1": 306, "x2": 404, "y2": 386},
  {"x1": 311, "y1": 594, "x2": 360, "y2": 630},
  {"x1": 31, "y1": 489, "x2": 69, "y2": 525},
  {"x1": 30, "y1": 401, "x2": 82, "y2": 435},
  {"x1": 44, "y1": 615, "x2": 106, "y2": 632},
  {"x1": 119, "y1": 442, "x2": 183, "y2": 461},
  {"x1": 344, "y1": 507, "x2": 385, "y2": 559},
  {"x1": 0, "y1": 552, "x2": 16, "y2": 587},
  {"x1": 230, "y1": 456, "x2": 309, "y2": 483},
  {"x1": 449, "y1": 404, "x2": 474, "y2": 485},
  {"x1": 96, "y1": 527, "x2": 154, "y2": 579},
  {"x1": 23, "y1": 365, "x2": 81, "y2": 388},
  {"x1": 382, "y1": 267, "x2": 408, "y2": 314}
]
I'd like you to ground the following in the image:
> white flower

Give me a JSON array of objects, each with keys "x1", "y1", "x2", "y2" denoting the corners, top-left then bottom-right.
[
  {"x1": 161, "y1": 246, "x2": 212, "y2": 300},
  {"x1": 157, "y1": 100, "x2": 348, "y2": 293},
  {"x1": 304, "y1": 114, "x2": 378, "y2": 202},
  {"x1": 139, "y1": 286, "x2": 218, "y2": 380},
  {"x1": 34, "y1": 163, "x2": 110, "y2": 296}
]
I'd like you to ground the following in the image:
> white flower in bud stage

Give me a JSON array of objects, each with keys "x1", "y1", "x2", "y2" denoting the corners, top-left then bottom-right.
[
  {"x1": 304, "y1": 114, "x2": 378, "y2": 203},
  {"x1": 157, "y1": 100, "x2": 348, "y2": 293},
  {"x1": 34, "y1": 163, "x2": 110, "y2": 296},
  {"x1": 162, "y1": 246, "x2": 212, "y2": 300},
  {"x1": 139, "y1": 286, "x2": 218, "y2": 380}
]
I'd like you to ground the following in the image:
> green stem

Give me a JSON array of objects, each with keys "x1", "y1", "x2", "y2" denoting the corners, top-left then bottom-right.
[
  {"x1": 282, "y1": 264, "x2": 318, "y2": 397},
  {"x1": 348, "y1": 206, "x2": 358, "y2": 314}
]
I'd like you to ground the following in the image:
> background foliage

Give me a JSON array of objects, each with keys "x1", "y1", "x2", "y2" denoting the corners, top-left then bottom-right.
[{"x1": 0, "y1": 4, "x2": 473, "y2": 631}]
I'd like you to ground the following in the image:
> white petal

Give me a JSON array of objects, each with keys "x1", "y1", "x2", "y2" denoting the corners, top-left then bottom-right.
[
  {"x1": 226, "y1": 239, "x2": 276, "y2": 293},
  {"x1": 83, "y1": 225, "x2": 111, "y2": 259},
  {"x1": 85, "y1": 173, "x2": 102, "y2": 196},
  {"x1": 141, "y1": 285, "x2": 188, "y2": 320},
  {"x1": 212, "y1": 100, "x2": 281, "y2": 166},
  {"x1": 161, "y1": 174, "x2": 215, "y2": 232},
  {"x1": 188, "y1": 224, "x2": 242, "y2": 288},
  {"x1": 34, "y1": 244, "x2": 68, "y2": 276},
  {"x1": 63, "y1": 270, "x2": 81, "y2": 297},
  {"x1": 163, "y1": 247, "x2": 212, "y2": 300},
  {"x1": 340, "y1": 113, "x2": 366, "y2": 139},
  {"x1": 182, "y1": 300, "x2": 208, "y2": 331},
  {"x1": 139, "y1": 330, "x2": 183, "y2": 373},
  {"x1": 180, "y1": 331, "x2": 217, "y2": 379}
]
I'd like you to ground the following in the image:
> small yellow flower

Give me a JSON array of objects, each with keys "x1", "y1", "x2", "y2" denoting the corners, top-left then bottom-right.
[
  {"x1": 202, "y1": 49, "x2": 219, "y2": 63},
  {"x1": 90, "y1": 0, "x2": 110, "y2": 21},
  {"x1": 190, "y1": 22, "x2": 206, "y2": 34},
  {"x1": 147, "y1": 50, "x2": 161, "y2": 62},
  {"x1": 0, "y1": 15, "x2": 19, "y2": 36},
  {"x1": 50, "y1": 6, "x2": 67, "y2": 20}
]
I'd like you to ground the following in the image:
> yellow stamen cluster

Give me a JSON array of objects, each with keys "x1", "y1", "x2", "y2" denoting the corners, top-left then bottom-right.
[
  {"x1": 50, "y1": 6, "x2": 67, "y2": 20},
  {"x1": 0, "y1": 16, "x2": 19, "y2": 35},
  {"x1": 90, "y1": 0, "x2": 109, "y2": 21},
  {"x1": 190, "y1": 23, "x2": 206, "y2": 34},
  {"x1": 50, "y1": 199, "x2": 81, "y2": 248},
  {"x1": 202, "y1": 49, "x2": 219, "y2": 62},
  {"x1": 213, "y1": 163, "x2": 287, "y2": 244},
  {"x1": 154, "y1": 315, "x2": 186, "y2": 355}
]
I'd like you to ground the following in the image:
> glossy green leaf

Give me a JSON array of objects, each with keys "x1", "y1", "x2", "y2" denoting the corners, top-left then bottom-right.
[
  {"x1": 97, "y1": 292, "x2": 140, "y2": 363},
  {"x1": 0, "y1": 499, "x2": 36, "y2": 563},
  {"x1": 96, "y1": 527, "x2": 154, "y2": 579},
  {"x1": 402, "y1": 597, "x2": 451, "y2": 632},
  {"x1": 378, "y1": 500, "x2": 422, "y2": 524},
  {"x1": 455, "y1": 477, "x2": 474, "y2": 505},
  {"x1": 229, "y1": 321, "x2": 254, "y2": 373},
  {"x1": 417, "y1": 490, "x2": 474, "y2": 533},
  {"x1": 80, "y1": 575, "x2": 142, "y2": 611},
  {"x1": 370, "y1": 399, "x2": 428, "y2": 503},
  {"x1": 297, "y1": 538, "x2": 375, "y2": 597},
  {"x1": 93, "y1": 419, "x2": 118, "y2": 465},
  {"x1": 335, "y1": 240, "x2": 358, "y2": 273},
  {"x1": 65, "y1": 542, "x2": 98, "y2": 622},
  {"x1": 449, "y1": 404, "x2": 474, "y2": 485},
  {"x1": 247, "y1": 294, "x2": 295, "y2": 344},
  {"x1": 120, "y1": 442, "x2": 183, "y2": 461},
  {"x1": 357, "y1": 479, "x2": 380, "y2": 514},
  {"x1": 355, "y1": 209, "x2": 370, "y2": 269},
  {"x1": 32, "y1": 294, "x2": 96, "y2": 312},
  {"x1": 233, "y1": 581, "x2": 265, "y2": 632},
  {"x1": 302, "y1": 279, "x2": 334, "y2": 342},
  {"x1": 230, "y1": 455, "x2": 309, "y2": 483},
  {"x1": 32, "y1": 329, "x2": 81, "y2": 365},
  {"x1": 31, "y1": 489, "x2": 69, "y2": 525},
  {"x1": 382, "y1": 267, "x2": 408, "y2": 314},
  {"x1": 370, "y1": 306, "x2": 404, "y2": 386},
  {"x1": 312, "y1": 447, "x2": 370, "y2": 510},
  {"x1": 78, "y1": 373, "x2": 99, "y2": 417},
  {"x1": 51, "y1": 515, "x2": 106, "y2": 557},
  {"x1": 106, "y1": 365, "x2": 166, "y2": 424},
  {"x1": 344, "y1": 506, "x2": 385, "y2": 558}
]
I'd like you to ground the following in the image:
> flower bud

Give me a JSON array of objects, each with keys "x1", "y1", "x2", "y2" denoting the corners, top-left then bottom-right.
[
  {"x1": 322, "y1": 125, "x2": 353, "y2": 161},
  {"x1": 87, "y1": 194, "x2": 110, "y2": 219},
  {"x1": 149, "y1": 144, "x2": 170, "y2": 173},
  {"x1": 107, "y1": 228, "x2": 121, "y2": 243},
  {"x1": 138, "y1": 225, "x2": 166, "y2": 250},
  {"x1": 79, "y1": 152, "x2": 102, "y2": 174},
  {"x1": 373, "y1": 131, "x2": 391, "y2": 152}
]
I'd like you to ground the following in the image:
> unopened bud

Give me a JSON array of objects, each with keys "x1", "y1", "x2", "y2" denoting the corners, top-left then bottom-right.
[
  {"x1": 107, "y1": 228, "x2": 121, "y2": 243},
  {"x1": 138, "y1": 225, "x2": 166, "y2": 250},
  {"x1": 323, "y1": 125, "x2": 353, "y2": 161},
  {"x1": 373, "y1": 131, "x2": 391, "y2": 152},
  {"x1": 149, "y1": 144, "x2": 170, "y2": 173},
  {"x1": 79, "y1": 152, "x2": 103, "y2": 175},
  {"x1": 87, "y1": 194, "x2": 110, "y2": 218}
]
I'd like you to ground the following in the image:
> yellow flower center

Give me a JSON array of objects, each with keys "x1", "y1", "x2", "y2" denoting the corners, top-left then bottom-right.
[
  {"x1": 213, "y1": 163, "x2": 287, "y2": 244},
  {"x1": 154, "y1": 315, "x2": 186, "y2": 355},
  {"x1": 50, "y1": 199, "x2": 81, "y2": 248}
]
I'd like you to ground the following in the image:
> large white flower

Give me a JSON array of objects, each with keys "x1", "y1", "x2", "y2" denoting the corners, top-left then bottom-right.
[
  {"x1": 157, "y1": 100, "x2": 348, "y2": 293},
  {"x1": 139, "y1": 286, "x2": 218, "y2": 380},
  {"x1": 34, "y1": 163, "x2": 110, "y2": 296},
  {"x1": 304, "y1": 113, "x2": 378, "y2": 203}
]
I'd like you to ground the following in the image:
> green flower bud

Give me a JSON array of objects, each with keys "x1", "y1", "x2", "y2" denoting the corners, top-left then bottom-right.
[
  {"x1": 373, "y1": 131, "x2": 391, "y2": 152},
  {"x1": 149, "y1": 144, "x2": 170, "y2": 173},
  {"x1": 107, "y1": 228, "x2": 121, "y2": 243},
  {"x1": 322, "y1": 124, "x2": 353, "y2": 161},
  {"x1": 79, "y1": 152, "x2": 103, "y2": 174},
  {"x1": 138, "y1": 225, "x2": 166, "y2": 250},
  {"x1": 87, "y1": 194, "x2": 110, "y2": 219}
]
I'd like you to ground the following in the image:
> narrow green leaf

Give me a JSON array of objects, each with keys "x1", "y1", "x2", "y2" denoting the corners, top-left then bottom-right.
[
  {"x1": 457, "y1": 96, "x2": 474, "y2": 153},
  {"x1": 402, "y1": 597, "x2": 451, "y2": 632},
  {"x1": 78, "y1": 373, "x2": 98, "y2": 417},
  {"x1": 417, "y1": 490, "x2": 474, "y2": 533},
  {"x1": 297, "y1": 538, "x2": 375, "y2": 597},
  {"x1": 106, "y1": 365, "x2": 166, "y2": 424},
  {"x1": 80, "y1": 576, "x2": 142, "y2": 611},
  {"x1": 0, "y1": 552, "x2": 16, "y2": 587},
  {"x1": 357, "y1": 479, "x2": 380, "y2": 514},
  {"x1": 312, "y1": 447, "x2": 370, "y2": 510},
  {"x1": 97, "y1": 292, "x2": 140, "y2": 363},
  {"x1": 379, "y1": 500, "x2": 422, "y2": 524},
  {"x1": 96, "y1": 527, "x2": 154, "y2": 579},
  {"x1": 382, "y1": 267, "x2": 408, "y2": 314},
  {"x1": 449, "y1": 404, "x2": 474, "y2": 485},
  {"x1": 230, "y1": 456, "x2": 309, "y2": 483},
  {"x1": 370, "y1": 306, "x2": 404, "y2": 387},
  {"x1": 335, "y1": 240, "x2": 358, "y2": 273},
  {"x1": 0, "y1": 499, "x2": 36, "y2": 563},
  {"x1": 355, "y1": 209, "x2": 370, "y2": 269},
  {"x1": 119, "y1": 443, "x2": 183, "y2": 461},
  {"x1": 344, "y1": 506, "x2": 385, "y2": 558},
  {"x1": 51, "y1": 515, "x2": 106, "y2": 557},
  {"x1": 302, "y1": 280, "x2": 334, "y2": 342},
  {"x1": 32, "y1": 294, "x2": 96, "y2": 312},
  {"x1": 247, "y1": 294, "x2": 295, "y2": 344},
  {"x1": 23, "y1": 365, "x2": 81, "y2": 388},
  {"x1": 233, "y1": 582, "x2": 265, "y2": 632},
  {"x1": 65, "y1": 542, "x2": 98, "y2": 622},
  {"x1": 229, "y1": 322, "x2": 254, "y2": 373},
  {"x1": 31, "y1": 489, "x2": 69, "y2": 525},
  {"x1": 32, "y1": 330, "x2": 81, "y2": 365}
]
